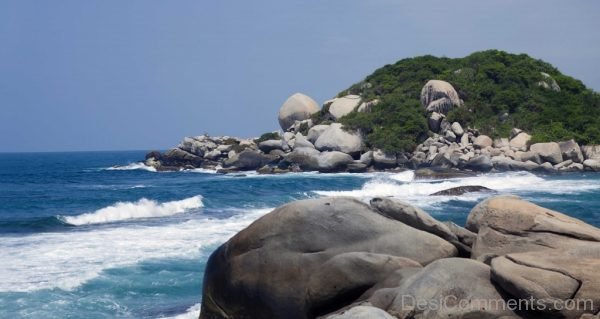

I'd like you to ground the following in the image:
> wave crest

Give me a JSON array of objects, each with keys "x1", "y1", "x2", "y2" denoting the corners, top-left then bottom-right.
[
  {"x1": 60, "y1": 196, "x2": 203, "y2": 226},
  {"x1": 105, "y1": 163, "x2": 157, "y2": 172}
]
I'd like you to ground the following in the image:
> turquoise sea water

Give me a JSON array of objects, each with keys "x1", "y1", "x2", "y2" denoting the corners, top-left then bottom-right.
[{"x1": 1, "y1": 151, "x2": 599, "y2": 318}]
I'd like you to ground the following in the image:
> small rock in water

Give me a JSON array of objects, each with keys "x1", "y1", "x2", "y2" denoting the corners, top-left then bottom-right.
[{"x1": 430, "y1": 185, "x2": 493, "y2": 196}]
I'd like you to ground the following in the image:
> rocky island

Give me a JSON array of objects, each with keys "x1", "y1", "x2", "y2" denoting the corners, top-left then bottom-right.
[{"x1": 143, "y1": 51, "x2": 600, "y2": 175}]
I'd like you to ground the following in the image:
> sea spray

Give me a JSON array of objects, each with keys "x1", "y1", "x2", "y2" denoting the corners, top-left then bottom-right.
[{"x1": 60, "y1": 195, "x2": 204, "y2": 226}]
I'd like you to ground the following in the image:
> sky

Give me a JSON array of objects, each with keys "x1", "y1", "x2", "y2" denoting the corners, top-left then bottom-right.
[{"x1": 1, "y1": 1, "x2": 599, "y2": 152}]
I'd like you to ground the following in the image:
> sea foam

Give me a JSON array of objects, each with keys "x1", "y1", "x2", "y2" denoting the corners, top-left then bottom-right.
[
  {"x1": 314, "y1": 171, "x2": 600, "y2": 208},
  {"x1": 0, "y1": 207, "x2": 272, "y2": 292},
  {"x1": 105, "y1": 162, "x2": 157, "y2": 172},
  {"x1": 60, "y1": 196, "x2": 204, "y2": 226}
]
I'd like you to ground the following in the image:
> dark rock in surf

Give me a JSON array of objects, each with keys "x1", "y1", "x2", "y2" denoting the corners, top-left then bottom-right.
[{"x1": 430, "y1": 185, "x2": 492, "y2": 196}]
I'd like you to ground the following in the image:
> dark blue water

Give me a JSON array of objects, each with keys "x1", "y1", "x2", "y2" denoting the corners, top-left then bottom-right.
[{"x1": 0, "y1": 151, "x2": 599, "y2": 318}]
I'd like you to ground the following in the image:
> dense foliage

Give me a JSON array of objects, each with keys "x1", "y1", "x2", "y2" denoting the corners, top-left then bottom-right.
[{"x1": 338, "y1": 50, "x2": 600, "y2": 152}]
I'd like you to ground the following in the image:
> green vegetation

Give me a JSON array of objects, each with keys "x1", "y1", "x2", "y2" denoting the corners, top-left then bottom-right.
[
  {"x1": 337, "y1": 50, "x2": 600, "y2": 152},
  {"x1": 255, "y1": 132, "x2": 281, "y2": 143}
]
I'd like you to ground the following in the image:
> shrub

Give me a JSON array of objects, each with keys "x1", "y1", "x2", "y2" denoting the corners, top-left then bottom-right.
[{"x1": 338, "y1": 50, "x2": 600, "y2": 152}]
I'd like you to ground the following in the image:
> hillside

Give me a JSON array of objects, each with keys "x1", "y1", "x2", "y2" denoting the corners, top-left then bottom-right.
[{"x1": 333, "y1": 50, "x2": 600, "y2": 152}]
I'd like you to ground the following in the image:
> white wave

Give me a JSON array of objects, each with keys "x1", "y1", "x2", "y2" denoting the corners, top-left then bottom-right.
[
  {"x1": 185, "y1": 168, "x2": 219, "y2": 174},
  {"x1": 159, "y1": 304, "x2": 201, "y2": 319},
  {"x1": 389, "y1": 170, "x2": 415, "y2": 182},
  {"x1": 106, "y1": 162, "x2": 157, "y2": 172},
  {"x1": 315, "y1": 171, "x2": 600, "y2": 208},
  {"x1": 60, "y1": 196, "x2": 204, "y2": 226},
  {"x1": 0, "y1": 208, "x2": 272, "y2": 292}
]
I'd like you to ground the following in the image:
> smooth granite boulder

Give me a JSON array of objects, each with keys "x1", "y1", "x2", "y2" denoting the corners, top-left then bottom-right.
[
  {"x1": 473, "y1": 135, "x2": 493, "y2": 149},
  {"x1": 464, "y1": 155, "x2": 493, "y2": 171},
  {"x1": 509, "y1": 132, "x2": 531, "y2": 151},
  {"x1": 491, "y1": 249, "x2": 600, "y2": 318},
  {"x1": 293, "y1": 133, "x2": 316, "y2": 149},
  {"x1": 530, "y1": 142, "x2": 563, "y2": 165},
  {"x1": 325, "y1": 305, "x2": 395, "y2": 319},
  {"x1": 368, "y1": 258, "x2": 519, "y2": 319},
  {"x1": 466, "y1": 195, "x2": 600, "y2": 262},
  {"x1": 223, "y1": 149, "x2": 277, "y2": 170},
  {"x1": 582, "y1": 145, "x2": 600, "y2": 160},
  {"x1": 420, "y1": 80, "x2": 462, "y2": 114},
  {"x1": 328, "y1": 95, "x2": 361, "y2": 120},
  {"x1": 427, "y1": 112, "x2": 444, "y2": 132},
  {"x1": 199, "y1": 197, "x2": 457, "y2": 319},
  {"x1": 316, "y1": 151, "x2": 354, "y2": 172},
  {"x1": 161, "y1": 148, "x2": 203, "y2": 167},
  {"x1": 258, "y1": 139, "x2": 285, "y2": 153},
  {"x1": 314, "y1": 123, "x2": 363, "y2": 154},
  {"x1": 370, "y1": 197, "x2": 471, "y2": 256},
  {"x1": 307, "y1": 125, "x2": 331, "y2": 143},
  {"x1": 283, "y1": 147, "x2": 321, "y2": 171},
  {"x1": 559, "y1": 139, "x2": 584, "y2": 163},
  {"x1": 278, "y1": 93, "x2": 320, "y2": 131},
  {"x1": 372, "y1": 149, "x2": 397, "y2": 169},
  {"x1": 583, "y1": 159, "x2": 600, "y2": 171}
]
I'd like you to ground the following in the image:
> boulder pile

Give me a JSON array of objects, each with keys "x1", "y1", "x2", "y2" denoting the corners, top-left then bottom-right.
[
  {"x1": 199, "y1": 196, "x2": 600, "y2": 319},
  {"x1": 143, "y1": 84, "x2": 600, "y2": 174}
]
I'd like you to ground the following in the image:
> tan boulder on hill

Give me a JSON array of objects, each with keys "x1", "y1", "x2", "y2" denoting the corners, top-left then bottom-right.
[
  {"x1": 278, "y1": 93, "x2": 320, "y2": 131},
  {"x1": 420, "y1": 80, "x2": 462, "y2": 114},
  {"x1": 328, "y1": 95, "x2": 362, "y2": 120}
]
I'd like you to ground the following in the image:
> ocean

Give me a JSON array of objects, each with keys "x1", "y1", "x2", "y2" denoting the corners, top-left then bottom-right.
[{"x1": 1, "y1": 151, "x2": 599, "y2": 318}]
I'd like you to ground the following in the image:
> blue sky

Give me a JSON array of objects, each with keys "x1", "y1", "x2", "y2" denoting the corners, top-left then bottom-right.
[{"x1": 1, "y1": 0, "x2": 599, "y2": 152}]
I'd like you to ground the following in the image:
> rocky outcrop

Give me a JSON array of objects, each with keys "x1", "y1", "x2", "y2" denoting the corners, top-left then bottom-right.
[
  {"x1": 420, "y1": 80, "x2": 462, "y2": 114},
  {"x1": 328, "y1": 95, "x2": 361, "y2": 120},
  {"x1": 278, "y1": 93, "x2": 320, "y2": 131},
  {"x1": 409, "y1": 126, "x2": 590, "y2": 173},
  {"x1": 537, "y1": 72, "x2": 561, "y2": 92},
  {"x1": 199, "y1": 197, "x2": 456, "y2": 319},
  {"x1": 199, "y1": 195, "x2": 600, "y2": 319}
]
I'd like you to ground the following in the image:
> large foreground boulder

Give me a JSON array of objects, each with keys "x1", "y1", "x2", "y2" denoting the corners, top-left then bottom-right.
[
  {"x1": 366, "y1": 258, "x2": 519, "y2": 318},
  {"x1": 199, "y1": 197, "x2": 457, "y2": 319},
  {"x1": 466, "y1": 195, "x2": 600, "y2": 262},
  {"x1": 370, "y1": 197, "x2": 471, "y2": 255},
  {"x1": 278, "y1": 93, "x2": 320, "y2": 131},
  {"x1": 491, "y1": 249, "x2": 600, "y2": 318}
]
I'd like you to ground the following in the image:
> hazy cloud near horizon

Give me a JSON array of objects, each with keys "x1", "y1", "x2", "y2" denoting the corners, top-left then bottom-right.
[{"x1": 1, "y1": 0, "x2": 599, "y2": 152}]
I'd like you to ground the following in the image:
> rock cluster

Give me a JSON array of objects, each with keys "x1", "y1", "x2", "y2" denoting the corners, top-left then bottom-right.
[
  {"x1": 411, "y1": 122, "x2": 597, "y2": 172},
  {"x1": 144, "y1": 87, "x2": 600, "y2": 174},
  {"x1": 199, "y1": 196, "x2": 600, "y2": 319}
]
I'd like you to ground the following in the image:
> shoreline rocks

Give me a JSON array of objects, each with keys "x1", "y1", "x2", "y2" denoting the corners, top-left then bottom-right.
[
  {"x1": 143, "y1": 88, "x2": 600, "y2": 175},
  {"x1": 199, "y1": 195, "x2": 600, "y2": 319}
]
